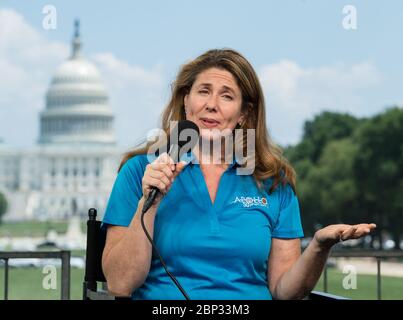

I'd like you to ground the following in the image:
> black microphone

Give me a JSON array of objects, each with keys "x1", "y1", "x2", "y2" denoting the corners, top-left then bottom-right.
[
  {"x1": 142, "y1": 120, "x2": 200, "y2": 214},
  {"x1": 140, "y1": 120, "x2": 199, "y2": 300}
]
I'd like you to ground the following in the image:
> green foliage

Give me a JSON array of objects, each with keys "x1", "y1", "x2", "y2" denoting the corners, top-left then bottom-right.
[
  {"x1": 296, "y1": 111, "x2": 360, "y2": 164},
  {"x1": 352, "y1": 107, "x2": 403, "y2": 247},
  {"x1": 285, "y1": 107, "x2": 403, "y2": 243},
  {"x1": 0, "y1": 191, "x2": 8, "y2": 225}
]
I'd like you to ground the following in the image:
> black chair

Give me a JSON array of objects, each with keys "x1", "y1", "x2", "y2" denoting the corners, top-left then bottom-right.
[
  {"x1": 82, "y1": 208, "x2": 345, "y2": 300},
  {"x1": 83, "y1": 208, "x2": 115, "y2": 300}
]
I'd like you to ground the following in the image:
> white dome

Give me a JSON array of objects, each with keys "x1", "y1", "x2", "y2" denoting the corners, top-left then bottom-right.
[
  {"x1": 52, "y1": 59, "x2": 102, "y2": 83},
  {"x1": 38, "y1": 20, "x2": 116, "y2": 146},
  {"x1": 46, "y1": 58, "x2": 108, "y2": 109}
]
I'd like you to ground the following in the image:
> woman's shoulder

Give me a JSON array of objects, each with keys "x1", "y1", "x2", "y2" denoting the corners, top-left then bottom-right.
[
  {"x1": 120, "y1": 153, "x2": 151, "y2": 174},
  {"x1": 262, "y1": 169, "x2": 295, "y2": 192},
  {"x1": 124, "y1": 153, "x2": 151, "y2": 166},
  {"x1": 262, "y1": 175, "x2": 297, "y2": 208}
]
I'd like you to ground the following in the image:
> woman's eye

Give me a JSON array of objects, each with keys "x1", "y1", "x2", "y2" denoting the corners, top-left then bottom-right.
[
  {"x1": 223, "y1": 95, "x2": 233, "y2": 100},
  {"x1": 198, "y1": 90, "x2": 208, "y2": 95}
]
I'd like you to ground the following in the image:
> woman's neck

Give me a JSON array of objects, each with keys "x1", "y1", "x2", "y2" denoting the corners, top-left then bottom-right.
[{"x1": 193, "y1": 138, "x2": 232, "y2": 169}]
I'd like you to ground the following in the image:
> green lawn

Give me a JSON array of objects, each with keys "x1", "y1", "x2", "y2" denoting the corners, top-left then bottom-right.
[
  {"x1": 314, "y1": 267, "x2": 403, "y2": 300},
  {"x1": 1, "y1": 221, "x2": 402, "y2": 300},
  {"x1": 0, "y1": 266, "x2": 402, "y2": 300},
  {"x1": 0, "y1": 221, "x2": 87, "y2": 238},
  {"x1": 0, "y1": 220, "x2": 87, "y2": 299},
  {"x1": 0, "y1": 266, "x2": 85, "y2": 300}
]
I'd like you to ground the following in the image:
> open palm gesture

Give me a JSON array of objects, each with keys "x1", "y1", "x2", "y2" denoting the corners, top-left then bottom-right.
[{"x1": 314, "y1": 223, "x2": 377, "y2": 250}]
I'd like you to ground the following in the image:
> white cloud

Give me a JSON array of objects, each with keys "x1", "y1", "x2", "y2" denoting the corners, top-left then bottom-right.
[
  {"x1": 0, "y1": 9, "x2": 166, "y2": 149},
  {"x1": 92, "y1": 53, "x2": 166, "y2": 148},
  {"x1": 0, "y1": 9, "x2": 68, "y2": 147},
  {"x1": 259, "y1": 60, "x2": 382, "y2": 146}
]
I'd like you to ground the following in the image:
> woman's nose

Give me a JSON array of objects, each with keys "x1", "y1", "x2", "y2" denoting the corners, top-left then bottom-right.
[
  {"x1": 205, "y1": 105, "x2": 216, "y2": 112},
  {"x1": 205, "y1": 94, "x2": 219, "y2": 111}
]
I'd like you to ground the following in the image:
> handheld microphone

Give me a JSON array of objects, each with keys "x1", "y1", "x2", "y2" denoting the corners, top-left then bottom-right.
[
  {"x1": 140, "y1": 120, "x2": 199, "y2": 300},
  {"x1": 142, "y1": 120, "x2": 200, "y2": 214}
]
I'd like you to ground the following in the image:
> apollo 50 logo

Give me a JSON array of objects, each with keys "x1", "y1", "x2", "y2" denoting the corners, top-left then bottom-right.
[{"x1": 231, "y1": 196, "x2": 268, "y2": 208}]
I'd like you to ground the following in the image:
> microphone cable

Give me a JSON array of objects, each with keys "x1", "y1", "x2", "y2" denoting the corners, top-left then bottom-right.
[
  {"x1": 138, "y1": 119, "x2": 199, "y2": 300},
  {"x1": 141, "y1": 203, "x2": 191, "y2": 300}
]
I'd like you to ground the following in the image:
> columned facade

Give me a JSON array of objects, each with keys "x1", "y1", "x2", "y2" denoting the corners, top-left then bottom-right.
[{"x1": 0, "y1": 21, "x2": 122, "y2": 221}]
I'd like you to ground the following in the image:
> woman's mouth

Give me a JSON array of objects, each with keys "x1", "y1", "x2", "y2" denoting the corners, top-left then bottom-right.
[{"x1": 200, "y1": 117, "x2": 220, "y2": 128}]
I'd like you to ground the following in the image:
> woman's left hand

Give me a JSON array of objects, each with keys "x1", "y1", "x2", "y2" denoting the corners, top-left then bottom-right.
[{"x1": 313, "y1": 223, "x2": 377, "y2": 250}]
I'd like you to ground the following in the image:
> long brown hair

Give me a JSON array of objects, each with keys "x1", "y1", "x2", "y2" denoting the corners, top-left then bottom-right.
[{"x1": 119, "y1": 49, "x2": 296, "y2": 194}]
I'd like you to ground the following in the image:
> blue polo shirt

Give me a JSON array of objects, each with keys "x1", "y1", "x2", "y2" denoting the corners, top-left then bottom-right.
[{"x1": 102, "y1": 153, "x2": 304, "y2": 300}]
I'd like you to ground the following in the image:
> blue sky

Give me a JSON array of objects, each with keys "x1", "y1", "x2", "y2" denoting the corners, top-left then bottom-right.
[{"x1": 1, "y1": 1, "x2": 402, "y2": 148}]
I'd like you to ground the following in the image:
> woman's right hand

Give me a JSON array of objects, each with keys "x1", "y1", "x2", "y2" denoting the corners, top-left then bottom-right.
[{"x1": 141, "y1": 153, "x2": 187, "y2": 206}]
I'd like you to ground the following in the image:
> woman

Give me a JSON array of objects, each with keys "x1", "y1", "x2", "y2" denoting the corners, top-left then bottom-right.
[{"x1": 101, "y1": 49, "x2": 376, "y2": 299}]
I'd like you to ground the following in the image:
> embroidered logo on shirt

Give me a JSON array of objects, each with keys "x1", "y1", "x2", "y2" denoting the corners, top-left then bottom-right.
[{"x1": 231, "y1": 196, "x2": 268, "y2": 208}]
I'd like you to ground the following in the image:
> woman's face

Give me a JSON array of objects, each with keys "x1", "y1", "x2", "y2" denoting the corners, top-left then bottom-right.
[{"x1": 184, "y1": 67, "x2": 244, "y2": 141}]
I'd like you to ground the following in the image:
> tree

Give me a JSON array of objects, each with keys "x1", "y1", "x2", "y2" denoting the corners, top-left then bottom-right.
[
  {"x1": 298, "y1": 111, "x2": 359, "y2": 164},
  {"x1": 284, "y1": 112, "x2": 361, "y2": 236},
  {"x1": 284, "y1": 107, "x2": 402, "y2": 247},
  {"x1": 0, "y1": 191, "x2": 8, "y2": 225},
  {"x1": 294, "y1": 139, "x2": 360, "y2": 236},
  {"x1": 352, "y1": 107, "x2": 403, "y2": 249}
]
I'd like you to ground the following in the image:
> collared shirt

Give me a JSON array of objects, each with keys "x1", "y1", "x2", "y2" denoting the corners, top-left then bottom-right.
[{"x1": 102, "y1": 153, "x2": 304, "y2": 300}]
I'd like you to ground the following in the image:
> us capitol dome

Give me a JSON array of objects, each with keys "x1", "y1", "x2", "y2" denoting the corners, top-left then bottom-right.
[
  {"x1": 39, "y1": 21, "x2": 116, "y2": 146},
  {"x1": 0, "y1": 21, "x2": 122, "y2": 221}
]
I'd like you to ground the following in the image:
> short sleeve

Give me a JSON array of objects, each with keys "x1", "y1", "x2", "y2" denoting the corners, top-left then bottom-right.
[
  {"x1": 271, "y1": 183, "x2": 304, "y2": 238},
  {"x1": 102, "y1": 155, "x2": 148, "y2": 228}
]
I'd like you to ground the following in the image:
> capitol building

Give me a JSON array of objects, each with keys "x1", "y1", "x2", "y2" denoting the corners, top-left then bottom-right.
[{"x1": 0, "y1": 22, "x2": 122, "y2": 221}]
